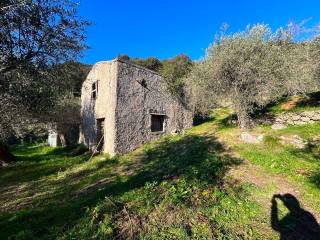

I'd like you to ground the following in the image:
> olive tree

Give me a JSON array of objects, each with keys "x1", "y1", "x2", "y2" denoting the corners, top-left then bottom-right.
[
  {"x1": 161, "y1": 54, "x2": 193, "y2": 98},
  {"x1": 186, "y1": 24, "x2": 318, "y2": 129},
  {"x1": 0, "y1": 0, "x2": 89, "y2": 142}
]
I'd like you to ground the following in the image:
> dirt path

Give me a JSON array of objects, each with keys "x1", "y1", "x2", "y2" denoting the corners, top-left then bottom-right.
[{"x1": 228, "y1": 158, "x2": 320, "y2": 222}]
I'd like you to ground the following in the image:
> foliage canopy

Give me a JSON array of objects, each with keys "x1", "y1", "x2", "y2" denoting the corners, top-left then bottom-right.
[
  {"x1": 0, "y1": 0, "x2": 89, "y2": 141},
  {"x1": 186, "y1": 24, "x2": 320, "y2": 128}
]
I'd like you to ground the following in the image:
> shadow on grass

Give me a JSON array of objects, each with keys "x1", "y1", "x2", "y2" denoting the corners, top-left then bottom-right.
[
  {"x1": 193, "y1": 114, "x2": 214, "y2": 126},
  {"x1": 310, "y1": 172, "x2": 320, "y2": 189},
  {"x1": 217, "y1": 113, "x2": 238, "y2": 129},
  {"x1": 271, "y1": 193, "x2": 320, "y2": 240},
  {"x1": 287, "y1": 142, "x2": 320, "y2": 189},
  {"x1": 0, "y1": 145, "x2": 90, "y2": 188},
  {"x1": 0, "y1": 133, "x2": 242, "y2": 239}
]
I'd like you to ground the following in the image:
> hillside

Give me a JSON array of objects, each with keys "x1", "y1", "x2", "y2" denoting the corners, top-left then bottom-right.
[{"x1": 1, "y1": 99, "x2": 320, "y2": 239}]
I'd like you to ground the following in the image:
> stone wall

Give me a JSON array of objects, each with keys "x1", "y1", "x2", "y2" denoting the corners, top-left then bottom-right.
[
  {"x1": 271, "y1": 110, "x2": 320, "y2": 129},
  {"x1": 80, "y1": 59, "x2": 193, "y2": 156},
  {"x1": 79, "y1": 61, "x2": 118, "y2": 154},
  {"x1": 114, "y1": 60, "x2": 193, "y2": 154}
]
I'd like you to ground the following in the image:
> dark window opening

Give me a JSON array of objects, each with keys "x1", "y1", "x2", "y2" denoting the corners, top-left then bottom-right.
[
  {"x1": 96, "y1": 118, "x2": 105, "y2": 152},
  {"x1": 140, "y1": 79, "x2": 147, "y2": 88},
  {"x1": 92, "y1": 81, "x2": 98, "y2": 100},
  {"x1": 151, "y1": 114, "x2": 165, "y2": 132}
]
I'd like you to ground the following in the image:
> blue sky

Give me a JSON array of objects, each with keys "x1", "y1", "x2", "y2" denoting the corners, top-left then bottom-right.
[{"x1": 78, "y1": 0, "x2": 320, "y2": 64}]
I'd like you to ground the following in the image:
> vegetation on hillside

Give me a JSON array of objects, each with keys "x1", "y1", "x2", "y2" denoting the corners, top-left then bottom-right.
[
  {"x1": 0, "y1": 122, "x2": 267, "y2": 239},
  {"x1": 0, "y1": 0, "x2": 90, "y2": 145},
  {"x1": 2, "y1": 100, "x2": 320, "y2": 239},
  {"x1": 1, "y1": 2, "x2": 320, "y2": 238},
  {"x1": 186, "y1": 24, "x2": 320, "y2": 129}
]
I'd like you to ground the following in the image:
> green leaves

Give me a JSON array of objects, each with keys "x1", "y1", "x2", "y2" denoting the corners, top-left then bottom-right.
[{"x1": 186, "y1": 23, "x2": 320, "y2": 129}]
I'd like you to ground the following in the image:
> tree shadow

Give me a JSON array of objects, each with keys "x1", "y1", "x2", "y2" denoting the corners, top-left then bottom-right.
[
  {"x1": 310, "y1": 172, "x2": 320, "y2": 189},
  {"x1": 193, "y1": 113, "x2": 214, "y2": 126},
  {"x1": 218, "y1": 113, "x2": 238, "y2": 128},
  {"x1": 287, "y1": 142, "x2": 320, "y2": 189},
  {"x1": 271, "y1": 193, "x2": 320, "y2": 240},
  {"x1": 294, "y1": 92, "x2": 320, "y2": 109},
  {"x1": 0, "y1": 145, "x2": 90, "y2": 188},
  {"x1": 0, "y1": 133, "x2": 243, "y2": 239}
]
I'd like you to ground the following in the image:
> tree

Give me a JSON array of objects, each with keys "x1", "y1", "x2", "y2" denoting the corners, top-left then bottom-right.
[
  {"x1": 0, "y1": 0, "x2": 89, "y2": 156},
  {"x1": 0, "y1": 0, "x2": 89, "y2": 74},
  {"x1": 52, "y1": 61, "x2": 92, "y2": 96},
  {"x1": 131, "y1": 57, "x2": 163, "y2": 72},
  {"x1": 161, "y1": 54, "x2": 193, "y2": 98},
  {"x1": 45, "y1": 62, "x2": 91, "y2": 146},
  {"x1": 310, "y1": 36, "x2": 320, "y2": 85},
  {"x1": 117, "y1": 54, "x2": 131, "y2": 62},
  {"x1": 186, "y1": 24, "x2": 318, "y2": 129}
]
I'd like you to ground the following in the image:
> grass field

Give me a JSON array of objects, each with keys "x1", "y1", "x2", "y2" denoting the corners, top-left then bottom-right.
[{"x1": 1, "y1": 104, "x2": 320, "y2": 239}]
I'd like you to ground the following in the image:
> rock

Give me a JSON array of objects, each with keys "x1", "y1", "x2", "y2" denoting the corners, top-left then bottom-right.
[
  {"x1": 0, "y1": 160, "x2": 8, "y2": 167},
  {"x1": 300, "y1": 116, "x2": 310, "y2": 122},
  {"x1": 259, "y1": 110, "x2": 320, "y2": 127},
  {"x1": 279, "y1": 135, "x2": 306, "y2": 149},
  {"x1": 240, "y1": 132, "x2": 264, "y2": 144},
  {"x1": 287, "y1": 120, "x2": 295, "y2": 125},
  {"x1": 312, "y1": 114, "x2": 320, "y2": 121},
  {"x1": 294, "y1": 121, "x2": 307, "y2": 125},
  {"x1": 292, "y1": 115, "x2": 301, "y2": 121},
  {"x1": 271, "y1": 124, "x2": 287, "y2": 130},
  {"x1": 305, "y1": 111, "x2": 315, "y2": 118}
]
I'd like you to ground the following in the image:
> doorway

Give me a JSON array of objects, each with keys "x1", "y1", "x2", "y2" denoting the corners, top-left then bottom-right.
[{"x1": 96, "y1": 118, "x2": 105, "y2": 152}]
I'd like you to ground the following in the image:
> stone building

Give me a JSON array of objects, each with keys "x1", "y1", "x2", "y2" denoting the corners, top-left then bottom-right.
[{"x1": 79, "y1": 58, "x2": 193, "y2": 155}]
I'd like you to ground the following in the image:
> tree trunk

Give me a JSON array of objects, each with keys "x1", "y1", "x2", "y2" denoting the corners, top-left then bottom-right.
[
  {"x1": 237, "y1": 112, "x2": 254, "y2": 129},
  {"x1": 59, "y1": 133, "x2": 67, "y2": 147}
]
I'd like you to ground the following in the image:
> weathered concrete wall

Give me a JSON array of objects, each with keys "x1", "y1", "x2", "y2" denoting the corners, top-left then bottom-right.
[
  {"x1": 114, "y1": 60, "x2": 193, "y2": 154},
  {"x1": 79, "y1": 61, "x2": 118, "y2": 155}
]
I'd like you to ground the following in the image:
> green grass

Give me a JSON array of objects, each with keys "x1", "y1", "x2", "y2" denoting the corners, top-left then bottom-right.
[
  {"x1": 267, "y1": 94, "x2": 320, "y2": 114},
  {"x1": 3, "y1": 98, "x2": 320, "y2": 239},
  {"x1": 215, "y1": 109, "x2": 320, "y2": 213},
  {"x1": 0, "y1": 127, "x2": 270, "y2": 239}
]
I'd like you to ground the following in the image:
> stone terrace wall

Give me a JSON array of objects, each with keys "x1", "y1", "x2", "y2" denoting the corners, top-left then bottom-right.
[
  {"x1": 270, "y1": 110, "x2": 320, "y2": 129},
  {"x1": 274, "y1": 110, "x2": 320, "y2": 125}
]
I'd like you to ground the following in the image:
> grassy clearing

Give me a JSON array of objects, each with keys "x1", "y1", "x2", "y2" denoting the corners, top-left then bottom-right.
[
  {"x1": 2, "y1": 100, "x2": 320, "y2": 239},
  {"x1": 215, "y1": 108, "x2": 320, "y2": 213},
  {"x1": 0, "y1": 126, "x2": 271, "y2": 239}
]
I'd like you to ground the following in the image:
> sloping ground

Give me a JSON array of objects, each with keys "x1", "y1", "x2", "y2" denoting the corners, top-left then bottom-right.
[
  {"x1": 267, "y1": 93, "x2": 320, "y2": 114},
  {"x1": 216, "y1": 108, "x2": 320, "y2": 239},
  {"x1": 1, "y1": 106, "x2": 320, "y2": 239},
  {"x1": 1, "y1": 127, "x2": 271, "y2": 239}
]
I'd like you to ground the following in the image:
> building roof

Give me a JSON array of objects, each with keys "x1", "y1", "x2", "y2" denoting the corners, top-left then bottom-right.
[{"x1": 95, "y1": 58, "x2": 162, "y2": 77}]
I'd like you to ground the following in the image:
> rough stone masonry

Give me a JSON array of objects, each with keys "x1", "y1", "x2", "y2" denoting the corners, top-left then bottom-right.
[{"x1": 79, "y1": 58, "x2": 193, "y2": 156}]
